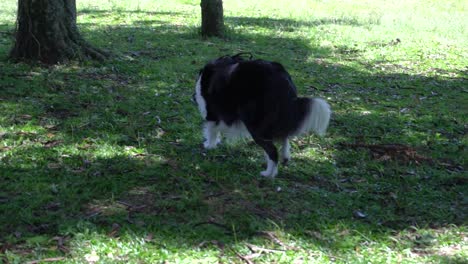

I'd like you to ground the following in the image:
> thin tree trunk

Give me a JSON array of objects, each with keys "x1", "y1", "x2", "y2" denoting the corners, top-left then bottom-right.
[
  {"x1": 10, "y1": 0, "x2": 107, "y2": 64},
  {"x1": 201, "y1": 0, "x2": 224, "y2": 37}
]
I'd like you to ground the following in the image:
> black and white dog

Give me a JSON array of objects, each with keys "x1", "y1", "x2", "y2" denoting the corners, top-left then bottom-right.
[{"x1": 194, "y1": 54, "x2": 331, "y2": 178}]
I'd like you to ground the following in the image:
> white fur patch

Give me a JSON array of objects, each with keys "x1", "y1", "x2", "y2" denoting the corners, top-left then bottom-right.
[
  {"x1": 294, "y1": 98, "x2": 331, "y2": 137},
  {"x1": 261, "y1": 153, "x2": 278, "y2": 178},
  {"x1": 195, "y1": 74, "x2": 207, "y2": 119},
  {"x1": 203, "y1": 121, "x2": 221, "y2": 149},
  {"x1": 203, "y1": 121, "x2": 251, "y2": 149},
  {"x1": 217, "y1": 121, "x2": 251, "y2": 142}
]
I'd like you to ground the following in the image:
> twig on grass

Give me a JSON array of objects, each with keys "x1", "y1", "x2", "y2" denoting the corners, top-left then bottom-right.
[
  {"x1": 231, "y1": 249, "x2": 255, "y2": 264},
  {"x1": 338, "y1": 143, "x2": 433, "y2": 164},
  {"x1": 26, "y1": 257, "x2": 65, "y2": 264},
  {"x1": 198, "y1": 240, "x2": 226, "y2": 263},
  {"x1": 254, "y1": 231, "x2": 299, "y2": 250},
  {"x1": 246, "y1": 243, "x2": 286, "y2": 253},
  {"x1": 193, "y1": 220, "x2": 233, "y2": 234}
]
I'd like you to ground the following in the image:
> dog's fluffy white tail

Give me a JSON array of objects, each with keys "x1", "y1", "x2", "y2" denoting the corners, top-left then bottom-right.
[{"x1": 294, "y1": 98, "x2": 331, "y2": 137}]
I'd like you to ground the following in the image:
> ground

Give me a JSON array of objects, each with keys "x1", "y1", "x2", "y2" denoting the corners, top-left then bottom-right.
[{"x1": 0, "y1": 0, "x2": 467, "y2": 263}]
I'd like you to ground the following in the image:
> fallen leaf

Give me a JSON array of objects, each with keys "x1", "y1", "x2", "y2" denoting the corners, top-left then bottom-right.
[
  {"x1": 305, "y1": 230, "x2": 323, "y2": 240},
  {"x1": 50, "y1": 184, "x2": 59, "y2": 194},
  {"x1": 44, "y1": 202, "x2": 61, "y2": 211},
  {"x1": 52, "y1": 236, "x2": 70, "y2": 253},
  {"x1": 20, "y1": 114, "x2": 32, "y2": 120},
  {"x1": 84, "y1": 208, "x2": 102, "y2": 218},
  {"x1": 144, "y1": 233, "x2": 153, "y2": 242},
  {"x1": 14, "y1": 231, "x2": 22, "y2": 238},
  {"x1": 338, "y1": 143, "x2": 433, "y2": 164},
  {"x1": 17, "y1": 131, "x2": 36, "y2": 136},
  {"x1": 376, "y1": 154, "x2": 392, "y2": 161},
  {"x1": 26, "y1": 257, "x2": 65, "y2": 264},
  {"x1": 255, "y1": 231, "x2": 298, "y2": 250},
  {"x1": 0, "y1": 146, "x2": 12, "y2": 151},
  {"x1": 47, "y1": 163, "x2": 61, "y2": 169},
  {"x1": 164, "y1": 159, "x2": 179, "y2": 170},
  {"x1": 353, "y1": 210, "x2": 367, "y2": 219},
  {"x1": 108, "y1": 223, "x2": 121, "y2": 237},
  {"x1": 71, "y1": 167, "x2": 86, "y2": 173},
  {"x1": 43, "y1": 140, "x2": 63, "y2": 148},
  {"x1": 44, "y1": 124, "x2": 57, "y2": 130},
  {"x1": 78, "y1": 144, "x2": 93, "y2": 150}
]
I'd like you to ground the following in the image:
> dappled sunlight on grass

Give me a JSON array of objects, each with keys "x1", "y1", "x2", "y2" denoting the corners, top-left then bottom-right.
[{"x1": 1, "y1": 0, "x2": 466, "y2": 263}]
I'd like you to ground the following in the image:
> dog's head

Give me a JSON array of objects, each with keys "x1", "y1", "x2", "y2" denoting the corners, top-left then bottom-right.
[
  {"x1": 193, "y1": 53, "x2": 253, "y2": 115},
  {"x1": 199, "y1": 52, "x2": 252, "y2": 81}
]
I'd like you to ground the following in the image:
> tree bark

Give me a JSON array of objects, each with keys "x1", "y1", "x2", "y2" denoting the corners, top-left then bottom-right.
[
  {"x1": 201, "y1": 0, "x2": 224, "y2": 37},
  {"x1": 10, "y1": 0, "x2": 107, "y2": 64}
]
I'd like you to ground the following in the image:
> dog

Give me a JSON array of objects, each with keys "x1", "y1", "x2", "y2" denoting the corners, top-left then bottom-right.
[{"x1": 194, "y1": 53, "x2": 331, "y2": 178}]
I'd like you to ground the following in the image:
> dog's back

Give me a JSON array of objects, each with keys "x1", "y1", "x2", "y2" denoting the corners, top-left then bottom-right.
[{"x1": 201, "y1": 59, "x2": 308, "y2": 139}]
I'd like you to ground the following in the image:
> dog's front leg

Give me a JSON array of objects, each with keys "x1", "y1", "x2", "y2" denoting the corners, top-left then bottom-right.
[
  {"x1": 253, "y1": 136, "x2": 278, "y2": 178},
  {"x1": 203, "y1": 121, "x2": 221, "y2": 149},
  {"x1": 280, "y1": 137, "x2": 291, "y2": 164}
]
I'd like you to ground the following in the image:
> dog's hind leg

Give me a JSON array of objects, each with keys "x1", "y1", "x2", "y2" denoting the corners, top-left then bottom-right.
[
  {"x1": 253, "y1": 136, "x2": 278, "y2": 178},
  {"x1": 280, "y1": 137, "x2": 291, "y2": 165},
  {"x1": 203, "y1": 121, "x2": 221, "y2": 149}
]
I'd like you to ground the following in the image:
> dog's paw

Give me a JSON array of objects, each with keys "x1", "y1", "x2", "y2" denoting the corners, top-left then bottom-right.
[
  {"x1": 203, "y1": 141, "x2": 218, "y2": 149},
  {"x1": 203, "y1": 135, "x2": 221, "y2": 149},
  {"x1": 281, "y1": 150, "x2": 290, "y2": 164},
  {"x1": 260, "y1": 168, "x2": 278, "y2": 178}
]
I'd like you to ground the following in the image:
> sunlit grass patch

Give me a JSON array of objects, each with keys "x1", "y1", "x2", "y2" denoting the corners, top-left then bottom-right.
[{"x1": 0, "y1": 0, "x2": 466, "y2": 263}]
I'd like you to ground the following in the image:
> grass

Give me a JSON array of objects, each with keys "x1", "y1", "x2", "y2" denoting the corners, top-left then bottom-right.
[{"x1": 0, "y1": 0, "x2": 467, "y2": 263}]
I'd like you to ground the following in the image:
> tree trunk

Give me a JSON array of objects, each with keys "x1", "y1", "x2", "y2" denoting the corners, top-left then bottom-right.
[
  {"x1": 201, "y1": 0, "x2": 224, "y2": 37},
  {"x1": 10, "y1": 0, "x2": 107, "y2": 64}
]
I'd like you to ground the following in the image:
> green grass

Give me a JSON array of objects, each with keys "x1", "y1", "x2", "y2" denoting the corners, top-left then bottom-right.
[{"x1": 1, "y1": 0, "x2": 467, "y2": 263}]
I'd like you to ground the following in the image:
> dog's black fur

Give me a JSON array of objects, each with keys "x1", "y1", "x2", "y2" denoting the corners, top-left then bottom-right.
[{"x1": 195, "y1": 54, "x2": 331, "y2": 177}]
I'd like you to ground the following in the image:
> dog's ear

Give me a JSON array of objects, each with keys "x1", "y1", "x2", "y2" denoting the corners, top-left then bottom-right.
[
  {"x1": 225, "y1": 63, "x2": 239, "y2": 78},
  {"x1": 216, "y1": 52, "x2": 253, "y2": 63},
  {"x1": 206, "y1": 63, "x2": 239, "y2": 94},
  {"x1": 231, "y1": 52, "x2": 253, "y2": 61}
]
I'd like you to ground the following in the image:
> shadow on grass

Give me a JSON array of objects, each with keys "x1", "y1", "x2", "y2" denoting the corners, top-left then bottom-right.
[
  {"x1": 0, "y1": 10, "x2": 466, "y2": 261},
  {"x1": 78, "y1": 9, "x2": 183, "y2": 16},
  {"x1": 225, "y1": 16, "x2": 378, "y2": 29},
  {"x1": 0, "y1": 24, "x2": 14, "y2": 54}
]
